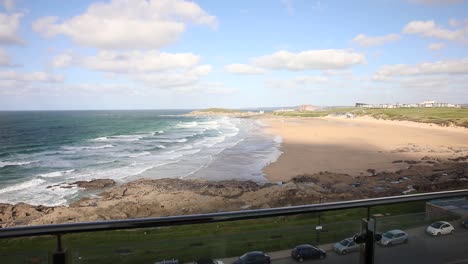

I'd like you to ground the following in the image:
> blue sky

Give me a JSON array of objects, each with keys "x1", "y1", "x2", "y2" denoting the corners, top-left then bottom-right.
[{"x1": 0, "y1": 0, "x2": 467, "y2": 110}]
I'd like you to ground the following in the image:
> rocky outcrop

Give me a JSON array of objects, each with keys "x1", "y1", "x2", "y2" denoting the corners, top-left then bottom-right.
[
  {"x1": 1, "y1": 158, "x2": 467, "y2": 228},
  {"x1": 72, "y1": 179, "x2": 116, "y2": 190}
]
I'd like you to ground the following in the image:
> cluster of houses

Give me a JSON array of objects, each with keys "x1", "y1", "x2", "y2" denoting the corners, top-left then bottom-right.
[{"x1": 355, "y1": 101, "x2": 464, "y2": 109}]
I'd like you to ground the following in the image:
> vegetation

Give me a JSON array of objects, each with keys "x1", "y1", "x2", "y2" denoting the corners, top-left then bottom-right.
[
  {"x1": 0, "y1": 202, "x2": 440, "y2": 264},
  {"x1": 271, "y1": 107, "x2": 468, "y2": 127}
]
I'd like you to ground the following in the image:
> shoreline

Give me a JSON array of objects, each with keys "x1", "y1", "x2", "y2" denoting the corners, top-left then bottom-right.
[
  {"x1": 1, "y1": 115, "x2": 468, "y2": 227},
  {"x1": 261, "y1": 115, "x2": 468, "y2": 182},
  {"x1": 1, "y1": 155, "x2": 467, "y2": 227}
]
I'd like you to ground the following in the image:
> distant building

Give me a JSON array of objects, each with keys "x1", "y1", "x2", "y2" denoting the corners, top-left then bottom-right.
[
  {"x1": 355, "y1": 101, "x2": 460, "y2": 109},
  {"x1": 297, "y1": 105, "x2": 318, "y2": 111}
]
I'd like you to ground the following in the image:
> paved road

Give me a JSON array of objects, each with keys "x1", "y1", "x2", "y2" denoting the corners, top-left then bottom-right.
[{"x1": 223, "y1": 223, "x2": 468, "y2": 264}]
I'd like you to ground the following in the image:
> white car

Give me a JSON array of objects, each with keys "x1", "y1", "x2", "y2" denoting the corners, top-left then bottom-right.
[{"x1": 426, "y1": 221, "x2": 455, "y2": 236}]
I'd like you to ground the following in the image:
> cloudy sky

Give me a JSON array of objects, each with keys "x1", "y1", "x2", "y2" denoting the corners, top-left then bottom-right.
[{"x1": 0, "y1": 0, "x2": 467, "y2": 110}]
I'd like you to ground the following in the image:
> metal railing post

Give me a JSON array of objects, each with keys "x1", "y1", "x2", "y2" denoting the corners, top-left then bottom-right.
[
  {"x1": 359, "y1": 217, "x2": 376, "y2": 264},
  {"x1": 52, "y1": 234, "x2": 67, "y2": 264}
]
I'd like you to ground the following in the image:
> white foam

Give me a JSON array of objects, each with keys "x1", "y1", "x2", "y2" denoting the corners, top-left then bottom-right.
[
  {"x1": 0, "y1": 160, "x2": 37, "y2": 168},
  {"x1": 92, "y1": 137, "x2": 108, "y2": 141},
  {"x1": 177, "y1": 121, "x2": 198, "y2": 128},
  {"x1": 39, "y1": 169, "x2": 75, "y2": 178},
  {"x1": 127, "y1": 151, "x2": 151, "y2": 158},
  {"x1": 0, "y1": 178, "x2": 46, "y2": 195},
  {"x1": 108, "y1": 135, "x2": 143, "y2": 142},
  {"x1": 156, "y1": 138, "x2": 188, "y2": 143},
  {"x1": 63, "y1": 144, "x2": 114, "y2": 151}
]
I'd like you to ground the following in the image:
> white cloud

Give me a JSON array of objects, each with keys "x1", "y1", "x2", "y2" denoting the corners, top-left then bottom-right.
[
  {"x1": 0, "y1": 12, "x2": 23, "y2": 45},
  {"x1": 351, "y1": 33, "x2": 400, "y2": 47},
  {"x1": 427, "y1": 42, "x2": 445, "y2": 51},
  {"x1": 51, "y1": 50, "x2": 212, "y2": 90},
  {"x1": 82, "y1": 50, "x2": 200, "y2": 73},
  {"x1": 133, "y1": 65, "x2": 211, "y2": 89},
  {"x1": 51, "y1": 53, "x2": 74, "y2": 68},
  {"x1": 402, "y1": 20, "x2": 466, "y2": 42},
  {"x1": 32, "y1": 0, "x2": 217, "y2": 49},
  {"x1": 224, "y1": 64, "x2": 265, "y2": 75},
  {"x1": 1, "y1": 0, "x2": 14, "y2": 11},
  {"x1": 407, "y1": 0, "x2": 465, "y2": 4},
  {"x1": 0, "y1": 71, "x2": 63, "y2": 82},
  {"x1": 252, "y1": 50, "x2": 365, "y2": 71},
  {"x1": 265, "y1": 75, "x2": 328, "y2": 89},
  {"x1": 174, "y1": 82, "x2": 237, "y2": 95},
  {"x1": 373, "y1": 58, "x2": 468, "y2": 81},
  {"x1": 0, "y1": 70, "x2": 64, "y2": 95},
  {"x1": 0, "y1": 48, "x2": 11, "y2": 66}
]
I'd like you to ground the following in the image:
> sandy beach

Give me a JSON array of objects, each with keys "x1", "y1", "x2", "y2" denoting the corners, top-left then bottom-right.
[
  {"x1": 2, "y1": 115, "x2": 468, "y2": 227},
  {"x1": 262, "y1": 116, "x2": 468, "y2": 182}
]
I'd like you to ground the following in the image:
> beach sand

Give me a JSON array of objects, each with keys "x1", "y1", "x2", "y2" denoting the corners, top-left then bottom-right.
[{"x1": 262, "y1": 116, "x2": 468, "y2": 182}]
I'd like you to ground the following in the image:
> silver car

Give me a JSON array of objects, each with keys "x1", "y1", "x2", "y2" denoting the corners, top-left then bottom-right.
[
  {"x1": 334, "y1": 238, "x2": 360, "y2": 254},
  {"x1": 378, "y1": 230, "x2": 409, "y2": 247}
]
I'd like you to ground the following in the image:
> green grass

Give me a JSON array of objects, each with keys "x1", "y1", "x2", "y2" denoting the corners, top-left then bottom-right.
[
  {"x1": 271, "y1": 107, "x2": 468, "y2": 127},
  {"x1": 0, "y1": 202, "x2": 430, "y2": 264}
]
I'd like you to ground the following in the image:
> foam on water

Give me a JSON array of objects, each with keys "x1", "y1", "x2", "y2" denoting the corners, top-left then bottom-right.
[
  {"x1": 63, "y1": 144, "x2": 114, "y2": 151},
  {"x1": 0, "y1": 160, "x2": 38, "y2": 168},
  {"x1": 39, "y1": 169, "x2": 76, "y2": 178},
  {"x1": 0, "y1": 114, "x2": 281, "y2": 206},
  {"x1": 0, "y1": 178, "x2": 46, "y2": 195}
]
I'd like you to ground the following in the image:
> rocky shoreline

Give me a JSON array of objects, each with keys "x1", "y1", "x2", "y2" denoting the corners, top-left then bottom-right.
[{"x1": 1, "y1": 156, "x2": 466, "y2": 228}]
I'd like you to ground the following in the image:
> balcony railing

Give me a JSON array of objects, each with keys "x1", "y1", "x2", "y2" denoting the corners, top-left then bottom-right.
[{"x1": 1, "y1": 189, "x2": 467, "y2": 264}]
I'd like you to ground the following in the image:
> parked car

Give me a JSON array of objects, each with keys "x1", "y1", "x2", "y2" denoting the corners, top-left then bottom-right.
[
  {"x1": 232, "y1": 252, "x2": 270, "y2": 264},
  {"x1": 333, "y1": 238, "x2": 359, "y2": 254},
  {"x1": 291, "y1": 244, "x2": 326, "y2": 262},
  {"x1": 462, "y1": 219, "x2": 468, "y2": 228},
  {"x1": 378, "y1": 230, "x2": 408, "y2": 247},
  {"x1": 195, "y1": 258, "x2": 224, "y2": 264},
  {"x1": 426, "y1": 221, "x2": 455, "y2": 236}
]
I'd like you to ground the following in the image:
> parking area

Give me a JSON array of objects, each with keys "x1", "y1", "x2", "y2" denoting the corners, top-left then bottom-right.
[{"x1": 221, "y1": 221, "x2": 468, "y2": 264}]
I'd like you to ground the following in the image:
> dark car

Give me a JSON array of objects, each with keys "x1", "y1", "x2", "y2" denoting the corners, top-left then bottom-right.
[
  {"x1": 291, "y1": 244, "x2": 326, "y2": 262},
  {"x1": 232, "y1": 251, "x2": 270, "y2": 264},
  {"x1": 462, "y1": 219, "x2": 468, "y2": 228}
]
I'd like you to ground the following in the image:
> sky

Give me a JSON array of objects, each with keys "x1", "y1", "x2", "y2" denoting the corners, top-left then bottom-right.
[{"x1": 0, "y1": 0, "x2": 467, "y2": 110}]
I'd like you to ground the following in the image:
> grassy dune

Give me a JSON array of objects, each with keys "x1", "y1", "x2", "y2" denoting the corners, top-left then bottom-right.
[{"x1": 272, "y1": 108, "x2": 468, "y2": 128}]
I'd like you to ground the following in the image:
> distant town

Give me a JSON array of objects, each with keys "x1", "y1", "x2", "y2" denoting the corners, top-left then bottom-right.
[
  {"x1": 273, "y1": 101, "x2": 467, "y2": 113},
  {"x1": 355, "y1": 101, "x2": 466, "y2": 109}
]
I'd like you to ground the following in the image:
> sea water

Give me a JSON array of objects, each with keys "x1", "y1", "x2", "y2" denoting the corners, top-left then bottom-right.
[{"x1": 0, "y1": 110, "x2": 281, "y2": 206}]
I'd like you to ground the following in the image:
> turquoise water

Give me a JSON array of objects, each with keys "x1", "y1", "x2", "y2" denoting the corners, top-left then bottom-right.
[{"x1": 0, "y1": 110, "x2": 281, "y2": 206}]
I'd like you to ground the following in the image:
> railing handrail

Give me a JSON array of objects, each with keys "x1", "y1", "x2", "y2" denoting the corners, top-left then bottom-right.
[{"x1": 0, "y1": 189, "x2": 467, "y2": 239}]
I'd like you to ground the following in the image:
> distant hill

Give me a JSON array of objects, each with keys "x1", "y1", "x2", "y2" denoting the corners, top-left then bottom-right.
[{"x1": 185, "y1": 108, "x2": 264, "y2": 117}]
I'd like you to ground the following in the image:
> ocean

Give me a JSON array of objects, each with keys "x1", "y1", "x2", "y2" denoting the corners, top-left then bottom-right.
[{"x1": 0, "y1": 110, "x2": 282, "y2": 206}]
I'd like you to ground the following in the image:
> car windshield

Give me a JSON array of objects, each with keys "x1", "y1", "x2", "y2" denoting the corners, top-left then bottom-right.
[
  {"x1": 431, "y1": 222, "x2": 443, "y2": 228},
  {"x1": 239, "y1": 254, "x2": 248, "y2": 260},
  {"x1": 383, "y1": 232, "x2": 394, "y2": 239},
  {"x1": 340, "y1": 240, "x2": 349, "y2": 246}
]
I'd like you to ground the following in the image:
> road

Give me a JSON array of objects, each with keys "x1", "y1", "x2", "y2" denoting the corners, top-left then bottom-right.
[{"x1": 222, "y1": 223, "x2": 468, "y2": 264}]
